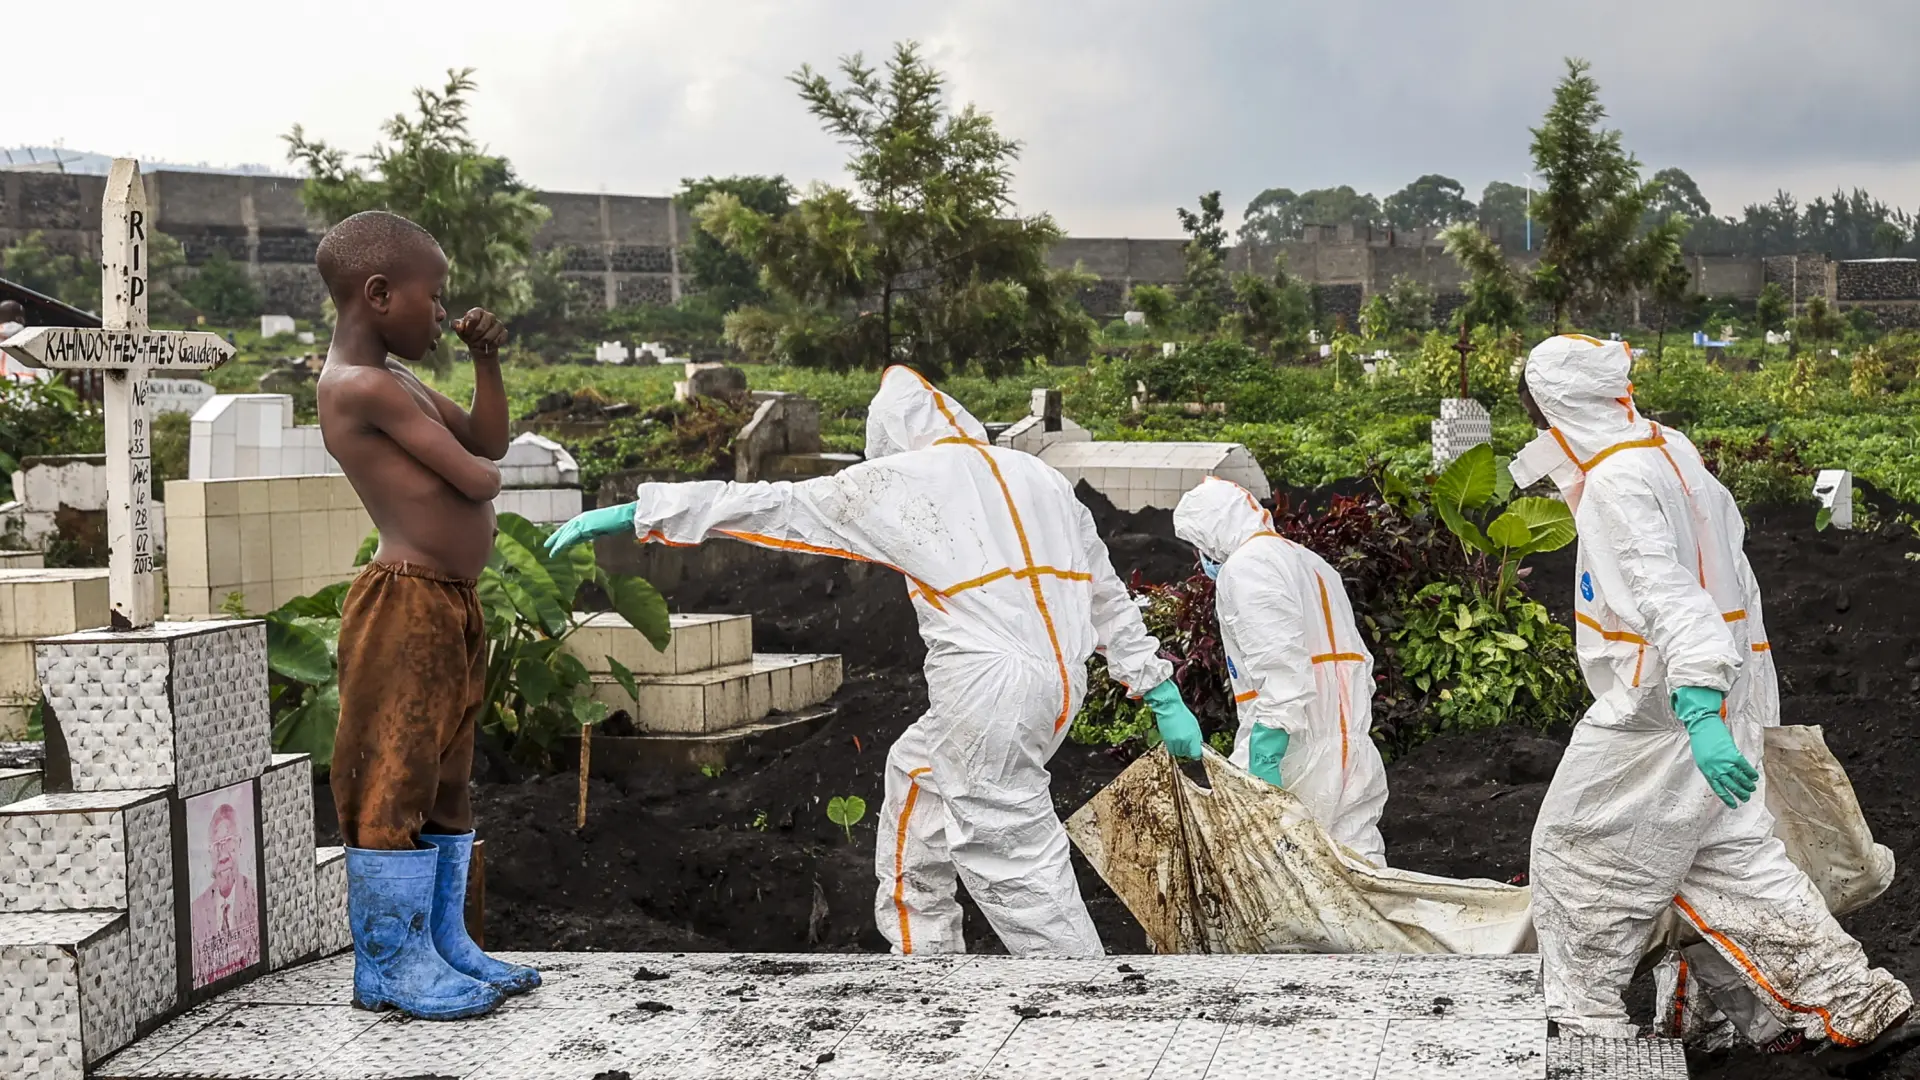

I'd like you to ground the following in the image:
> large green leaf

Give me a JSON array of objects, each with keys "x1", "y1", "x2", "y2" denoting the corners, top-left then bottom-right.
[
  {"x1": 496, "y1": 513, "x2": 585, "y2": 606},
  {"x1": 279, "y1": 581, "x2": 350, "y2": 619},
  {"x1": 571, "y1": 696, "x2": 610, "y2": 728},
  {"x1": 514, "y1": 656, "x2": 557, "y2": 706},
  {"x1": 265, "y1": 615, "x2": 334, "y2": 685},
  {"x1": 353, "y1": 529, "x2": 380, "y2": 567},
  {"x1": 600, "y1": 571, "x2": 672, "y2": 653},
  {"x1": 271, "y1": 683, "x2": 340, "y2": 769},
  {"x1": 607, "y1": 656, "x2": 639, "y2": 701},
  {"x1": 1486, "y1": 512, "x2": 1533, "y2": 551},
  {"x1": 1434, "y1": 444, "x2": 1497, "y2": 514},
  {"x1": 1503, "y1": 497, "x2": 1578, "y2": 555},
  {"x1": 493, "y1": 528, "x2": 570, "y2": 637},
  {"x1": 1433, "y1": 495, "x2": 1495, "y2": 555},
  {"x1": 1492, "y1": 455, "x2": 1516, "y2": 506}
]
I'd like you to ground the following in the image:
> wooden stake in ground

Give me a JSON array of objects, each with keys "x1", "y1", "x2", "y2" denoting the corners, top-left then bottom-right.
[
  {"x1": 0, "y1": 158, "x2": 234, "y2": 629},
  {"x1": 577, "y1": 723, "x2": 592, "y2": 829}
]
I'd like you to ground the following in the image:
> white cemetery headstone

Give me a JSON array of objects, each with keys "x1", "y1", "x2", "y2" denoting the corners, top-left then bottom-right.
[
  {"x1": 1813, "y1": 469, "x2": 1853, "y2": 530},
  {"x1": 146, "y1": 378, "x2": 216, "y2": 418},
  {"x1": 1122, "y1": 311, "x2": 1146, "y2": 327},
  {"x1": 258, "y1": 315, "x2": 295, "y2": 339},
  {"x1": 295, "y1": 331, "x2": 315, "y2": 345},
  {"x1": 1162, "y1": 342, "x2": 1178, "y2": 358},
  {"x1": 594, "y1": 341, "x2": 629, "y2": 365},
  {"x1": 0, "y1": 160, "x2": 236, "y2": 628},
  {"x1": 1431, "y1": 398, "x2": 1493, "y2": 472}
]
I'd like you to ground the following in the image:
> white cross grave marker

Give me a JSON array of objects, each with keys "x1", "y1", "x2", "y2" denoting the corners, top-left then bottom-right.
[{"x1": 0, "y1": 159, "x2": 235, "y2": 629}]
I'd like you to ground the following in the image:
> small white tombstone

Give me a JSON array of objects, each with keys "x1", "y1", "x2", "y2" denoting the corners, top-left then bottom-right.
[
  {"x1": 146, "y1": 377, "x2": 216, "y2": 418},
  {"x1": 1431, "y1": 398, "x2": 1493, "y2": 472},
  {"x1": 260, "y1": 314, "x2": 296, "y2": 339},
  {"x1": 594, "y1": 341, "x2": 629, "y2": 365},
  {"x1": 1122, "y1": 311, "x2": 1146, "y2": 327},
  {"x1": 1, "y1": 160, "x2": 236, "y2": 628},
  {"x1": 1813, "y1": 469, "x2": 1853, "y2": 530},
  {"x1": 1162, "y1": 342, "x2": 1178, "y2": 358},
  {"x1": 296, "y1": 331, "x2": 316, "y2": 345}
]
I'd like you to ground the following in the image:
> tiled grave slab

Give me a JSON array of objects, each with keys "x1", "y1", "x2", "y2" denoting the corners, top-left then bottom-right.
[
  {"x1": 1546, "y1": 1036, "x2": 1691, "y2": 1078},
  {"x1": 261, "y1": 755, "x2": 319, "y2": 970},
  {"x1": 35, "y1": 620, "x2": 270, "y2": 797},
  {"x1": 590, "y1": 652, "x2": 844, "y2": 734},
  {"x1": 0, "y1": 910, "x2": 133, "y2": 1077},
  {"x1": 563, "y1": 612, "x2": 752, "y2": 676},
  {"x1": 0, "y1": 789, "x2": 176, "y2": 1023},
  {"x1": 98, "y1": 952, "x2": 1689, "y2": 1079},
  {"x1": 313, "y1": 847, "x2": 348, "y2": 957},
  {"x1": 0, "y1": 764, "x2": 41, "y2": 805}
]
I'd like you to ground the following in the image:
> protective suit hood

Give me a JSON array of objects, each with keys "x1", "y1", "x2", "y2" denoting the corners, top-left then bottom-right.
[
  {"x1": 1511, "y1": 335, "x2": 1653, "y2": 496},
  {"x1": 865, "y1": 366, "x2": 990, "y2": 459},
  {"x1": 1172, "y1": 477, "x2": 1275, "y2": 565}
]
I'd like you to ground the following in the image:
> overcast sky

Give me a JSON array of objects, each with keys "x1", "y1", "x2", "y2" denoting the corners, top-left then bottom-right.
[{"x1": 13, "y1": 1, "x2": 1920, "y2": 237}]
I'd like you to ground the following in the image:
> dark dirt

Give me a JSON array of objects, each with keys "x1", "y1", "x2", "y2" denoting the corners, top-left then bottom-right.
[{"x1": 314, "y1": 482, "x2": 1920, "y2": 1078}]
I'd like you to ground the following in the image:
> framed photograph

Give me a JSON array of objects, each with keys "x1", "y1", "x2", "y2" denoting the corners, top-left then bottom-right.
[{"x1": 183, "y1": 781, "x2": 263, "y2": 989}]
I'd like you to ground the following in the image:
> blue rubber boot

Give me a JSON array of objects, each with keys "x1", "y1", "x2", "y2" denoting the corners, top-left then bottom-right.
[
  {"x1": 420, "y1": 831, "x2": 542, "y2": 995},
  {"x1": 345, "y1": 846, "x2": 502, "y2": 1020}
]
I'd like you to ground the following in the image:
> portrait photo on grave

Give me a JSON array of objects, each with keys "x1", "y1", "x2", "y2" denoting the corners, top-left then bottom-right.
[{"x1": 185, "y1": 782, "x2": 263, "y2": 988}]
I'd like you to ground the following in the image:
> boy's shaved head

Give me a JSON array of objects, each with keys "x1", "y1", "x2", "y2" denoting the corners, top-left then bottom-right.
[{"x1": 316, "y1": 211, "x2": 443, "y2": 303}]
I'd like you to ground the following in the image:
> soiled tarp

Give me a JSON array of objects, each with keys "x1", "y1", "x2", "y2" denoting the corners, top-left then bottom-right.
[
  {"x1": 1067, "y1": 725, "x2": 1891, "y2": 956},
  {"x1": 1066, "y1": 746, "x2": 1534, "y2": 955}
]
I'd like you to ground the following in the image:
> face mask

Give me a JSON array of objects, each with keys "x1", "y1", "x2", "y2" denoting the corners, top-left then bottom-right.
[
  {"x1": 1200, "y1": 556, "x2": 1221, "y2": 580},
  {"x1": 1510, "y1": 431, "x2": 1585, "y2": 513}
]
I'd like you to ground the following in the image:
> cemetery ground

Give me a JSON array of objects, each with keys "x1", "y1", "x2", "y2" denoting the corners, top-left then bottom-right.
[{"x1": 295, "y1": 480, "x2": 1920, "y2": 1079}]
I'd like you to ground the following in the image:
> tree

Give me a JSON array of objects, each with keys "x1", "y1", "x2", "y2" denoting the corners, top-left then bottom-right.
[
  {"x1": 1174, "y1": 191, "x2": 1231, "y2": 331},
  {"x1": 1528, "y1": 59, "x2": 1688, "y2": 331},
  {"x1": 1798, "y1": 295, "x2": 1843, "y2": 344},
  {"x1": 1754, "y1": 282, "x2": 1789, "y2": 360},
  {"x1": 1440, "y1": 223, "x2": 1527, "y2": 331},
  {"x1": 1873, "y1": 221, "x2": 1909, "y2": 258},
  {"x1": 1384, "y1": 175, "x2": 1474, "y2": 232},
  {"x1": 285, "y1": 69, "x2": 552, "y2": 324},
  {"x1": 697, "y1": 42, "x2": 1091, "y2": 378},
  {"x1": 1227, "y1": 257, "x2": 1313, "y2": 357},
  {"x1": 1476, "y1": 182, "x2": 1532, "y2": 250},
  {"x1": 676, "y1": 175, "x2": 793, "y2": 312},
  {"x1": 1644, "y1": 168, "x2": 1711, "y2": 227},
  {"x1": 1238, "y1": 186, "x2": 1382, "y2": 245},
  {"x1": 178, "y1": 251, "x2": 262, "y2": 322},
  {"x1": 1648, "y1": 249, "x2": 1694, "y2": 361},
  {"x1": 1, "y1": 231, "x2": 102, "y2": 312}
]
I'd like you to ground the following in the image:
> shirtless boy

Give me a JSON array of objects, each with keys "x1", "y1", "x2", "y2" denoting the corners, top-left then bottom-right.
[{"x1": 314, "y1": 210, "x2": 537, "y2": 1021}]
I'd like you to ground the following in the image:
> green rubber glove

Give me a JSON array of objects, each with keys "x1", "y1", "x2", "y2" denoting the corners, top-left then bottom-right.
[
  {"x1": 544, "y1": 504, "x2": 637, "y2": 557},
  {"x1": 1673, "y1": 687, "x2": 1757, "y2": 808},
  {"x1": 1143, "y1": 681, "x2": 1204, "y2": 761},
  {"x1": 1248, "y1": 727, "x2": 1289, "y2": 788}
]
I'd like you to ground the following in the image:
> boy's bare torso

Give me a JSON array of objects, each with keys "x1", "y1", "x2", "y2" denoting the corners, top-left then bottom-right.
[{"x1": 318, "y1": 358, "x2": 496, "y2": 579}]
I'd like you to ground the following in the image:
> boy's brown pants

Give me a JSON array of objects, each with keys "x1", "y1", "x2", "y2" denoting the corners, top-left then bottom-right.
[{"x1": 330, "y1": 562, "x2": 487, "y2": 851}]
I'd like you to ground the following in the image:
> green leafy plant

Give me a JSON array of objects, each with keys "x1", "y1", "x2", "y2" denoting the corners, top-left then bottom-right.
[
  {"x1": 285, "y1": 68, "x2": 552, "y2": 327},
  {"x1": 1392, "y1": 581, "x2": 1586, "y2": 737},
  {"x1": 264, "y1": 513, "x2": 672, "y2": 770},
  {"x1": 826, "y1": 795, "x2": 868, "y2": 842},
  {"x1": 1431, "y1": 444, "x2": 1576, "y2": 602}
]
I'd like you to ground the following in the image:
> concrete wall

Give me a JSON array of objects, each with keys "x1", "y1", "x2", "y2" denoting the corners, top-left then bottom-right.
[{"x1": 0, "y1": 168, "x2": 1813, "y2": 323}]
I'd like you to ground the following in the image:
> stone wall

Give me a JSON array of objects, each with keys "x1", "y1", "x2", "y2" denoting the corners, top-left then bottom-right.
[
  {"x1": 0, "y1": 168, "x2": 1821, "y2": 325},
  {"x1": 1835, "y1": 259, "x2": 1920, "y2": 302}
]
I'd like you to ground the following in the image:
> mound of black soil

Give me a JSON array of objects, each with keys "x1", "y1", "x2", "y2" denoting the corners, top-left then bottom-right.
[{"x1": 316, "y1": 485, "x2": 1920, "y2": 1078}]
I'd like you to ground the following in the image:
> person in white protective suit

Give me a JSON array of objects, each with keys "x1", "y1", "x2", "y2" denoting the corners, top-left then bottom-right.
[
  {"x1": 545, "y1": 366, "x2": 1204, "y2": 957},
  {"x1": 1170, "y1": 477, "x2": 1389, "y2": 866},
  {"x1": 1516, "y1": 333, "x2": 1916, "y2": 1063}
]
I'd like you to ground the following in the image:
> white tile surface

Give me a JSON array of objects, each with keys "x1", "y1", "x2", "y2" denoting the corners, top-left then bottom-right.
[{"x1": 97, "y1": 953, "x2": 1685, "y2": 1080}]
